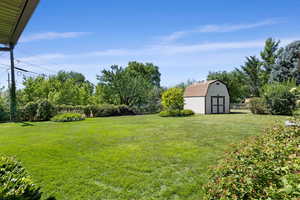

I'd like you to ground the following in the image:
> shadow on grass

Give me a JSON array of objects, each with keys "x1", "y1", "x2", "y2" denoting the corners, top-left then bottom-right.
[
  {"x1": 19, "y1": 122, "x2": 35, "y2": 127},
  {"x1": 230, "y1": 111, "x2": 249, "y2": 114}
]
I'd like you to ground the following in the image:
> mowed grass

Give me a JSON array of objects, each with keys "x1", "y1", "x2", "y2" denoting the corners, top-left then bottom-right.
[{"x1": 0, "y1": 111, "x2": 288, "y2": 200}]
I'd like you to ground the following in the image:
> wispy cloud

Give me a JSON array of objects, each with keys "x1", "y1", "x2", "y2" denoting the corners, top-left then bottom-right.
[
  {"x1": 161, "y1": 19, "x2": 284, "y2": 42},
  {"x1": 18, "y1": 53, "x2": 66, "y2": 63},
  {"x1": 18, "y1": 37, "x2": 299, "y2": 64},
  {"x1": 20, "y1": 32, "x2": 92, "y2": 43}
]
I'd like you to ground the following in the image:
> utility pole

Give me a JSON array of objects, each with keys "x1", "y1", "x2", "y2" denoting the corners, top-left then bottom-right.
[
  {"x1": 9, "y1": 44, "x2": 17, "y2": 121},
  {"x1": 0, "y1": 46, "x2": 16, "y2": 121}
]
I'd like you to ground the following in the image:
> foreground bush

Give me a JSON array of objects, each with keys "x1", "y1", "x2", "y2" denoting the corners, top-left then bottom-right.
[
  {"x1": 262, "y1": 83, "x2": 296, "y2": 115},
  {"x1": 161, "y1": 88, "x2": 184, "y2": 110},
  {"x1": 248, "y1": 97, "x2": 268, "y2": 114},
  {"x1": 204, "y1": 122, "x2": 300, "y2": 199},
  {"x1": 51, "y1": 112, "x2": 85, "y2": 122},
  {"x1": 0, "y1": 156, "x2": 41, "y2": 199},
  {"x1": 159, "y1": 109, "x2": 194, "y2": 117}
]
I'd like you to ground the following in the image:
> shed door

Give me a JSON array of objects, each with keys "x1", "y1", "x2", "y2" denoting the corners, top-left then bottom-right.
[{"x1": 211, "y1": 96, "x2": 225, "y2": 114}]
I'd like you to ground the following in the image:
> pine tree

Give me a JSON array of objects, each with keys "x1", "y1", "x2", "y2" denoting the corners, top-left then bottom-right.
[
  {"x1": 238, "y1": 56, "x2": 262, "y2": 97},
  {"x1": 260, "y1": 38, "x2": 280, "y2": 85}
]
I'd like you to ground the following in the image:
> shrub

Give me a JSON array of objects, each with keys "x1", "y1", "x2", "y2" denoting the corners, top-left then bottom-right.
[
  {"x1": 159, "y1": 109, "x2": 194, "y2": 117},
  {"x1": 0, "y1": 105, "x2": 9, "y2": 122},
  {"x1": 55, "y1": 104, "x2": 135, "y2": 118},
  {"x1": 51, "y1": 113, "x2": 85, "y2": 122},
  {"x1": 55, "y1": 105, "x2": 85, "y2": 114},
  {"x1": 161, "y1": 88, "x2": 184, "y2": 110},
  {"x1": 35, "y1": 99, "x2": 55, "y2": 121},
  {"x1": 181, "y1": 109, "x2": 195, "y2": 116},
  {"x1": 203, "y1": 122, "x2": 300, "y2": 199},
  {"x1": 23, "y1": 102, "x2": 38, "y2": 121},
  {"x1": 116, "y1": 105, "x2": 136, "y2": 116},
  {"x1": 248, "y1": 97, "x2": 268, "y2": 114},
  {"x1": 0, "y1": 156, "x2": 41, "y2": 199},
  {"x1": 262, "y1": 83, "x2": 296, "y2": 115}
]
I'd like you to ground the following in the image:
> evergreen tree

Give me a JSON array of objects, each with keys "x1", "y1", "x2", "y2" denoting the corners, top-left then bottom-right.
[
  {"x1": 270, "y1": 41, "x2": 300, "y2": 83},
  {"x1": 238, "y1": 56, "x2": 262, "y2": 97},
  {"x1": 260, "y1": 38, "x2": 280, "y2": 85}
]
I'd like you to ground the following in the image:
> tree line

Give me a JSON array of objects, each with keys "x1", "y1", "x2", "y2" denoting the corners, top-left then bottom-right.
[
  {"x1": 0, "y1": 61, "x2": 163, "y2": 121},
  {"x1": 207, "y1": 39, "x2": 300, "y2": 103}
]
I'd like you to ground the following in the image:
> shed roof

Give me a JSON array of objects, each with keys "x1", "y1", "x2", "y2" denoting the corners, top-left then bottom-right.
[
  {"x1": 0, "y1": 0, "x2": 39, "y2": 46},
  {"x1": 184, "y1": 80, "x2": 219, "y2": 97}
]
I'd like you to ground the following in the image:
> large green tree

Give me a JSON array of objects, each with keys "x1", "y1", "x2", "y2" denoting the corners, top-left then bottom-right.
[
  {"x1": 126, "y1": 61, "x2": 161, "y2": 87},
  {"x1": 270, "y1": 40, "x2": 300, "y2": 83},
  {"x1": 97, "y1": 65, "x2": 154, "y2": 107},
  {"x1": 20, "y1": 71, "x2": 94, "y2": 106},
  {"x1": 238, "y1": 56, "x2": 263, "y2": 97},
  {"x1": 260, "y1": 38, "x2": 280, "y2": 85}
]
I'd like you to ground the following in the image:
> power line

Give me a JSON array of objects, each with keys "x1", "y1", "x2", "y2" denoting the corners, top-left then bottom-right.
[{"x1": 16, "y1": 59, "x2": 58, "y2": 74}]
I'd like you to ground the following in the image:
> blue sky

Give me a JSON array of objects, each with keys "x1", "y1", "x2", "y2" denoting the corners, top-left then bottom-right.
[{"x1": 1, "y1": 0, "x2": 300, "y2": 88}]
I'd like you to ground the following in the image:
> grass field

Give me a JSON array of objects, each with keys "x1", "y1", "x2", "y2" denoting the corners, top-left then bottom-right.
[{"x1": 0, "y1": 111, "x2": 288, "y2": 200}]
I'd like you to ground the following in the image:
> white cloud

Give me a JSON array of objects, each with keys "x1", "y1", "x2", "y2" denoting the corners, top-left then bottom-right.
[
  {"x1": 161, "y1": 19, "x2": 283, "y2": 42},
  {"x1": 17, "y1": 53, "x2": 66, "y2": 63},
  {"x1": 20, "y1": 32, "x2": 92, "y2": 43},
  {"x1": 16, "y1": 37, "x2": 299, "y2": 64}
]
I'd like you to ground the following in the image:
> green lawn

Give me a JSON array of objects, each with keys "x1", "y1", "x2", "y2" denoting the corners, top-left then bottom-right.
[{"x1": 0, "y1": 111, "x2": 288, "y2": 200}]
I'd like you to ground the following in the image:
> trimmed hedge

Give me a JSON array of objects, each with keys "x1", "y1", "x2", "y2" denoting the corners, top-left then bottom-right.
[
  {"x1": 203, "y1": 121, "x2": 300, "y2": 199},
  {"x1": 56, "y1": 104, "x2": 135, "y2": 118},
  {"x1": 0, "y1": 156, "x2": 41, "y2": 199},
  {"x1": 159, "y1": 109, "x2": 194, "y2": 117},
  {"x1": 20, "y1": 100, "x2": 55, "y2": 121},
  {"x1": 51, "y1": 113, "x2": 85, "y2": 122}
]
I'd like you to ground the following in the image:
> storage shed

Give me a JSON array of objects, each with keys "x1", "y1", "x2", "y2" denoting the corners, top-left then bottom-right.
[{"x1": 184, "y1": 80, "x2": 230, "y2": 114}]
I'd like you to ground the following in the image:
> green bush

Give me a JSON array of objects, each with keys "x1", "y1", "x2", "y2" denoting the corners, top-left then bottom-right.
[
  {"x1": 0, "y1": 105, "x2": 9, "y2": 122},
  {"x1": 159, "y1": 109, "x2": 194, "y2": 117},
  {"x1": 51, "y1": 113, "x2": 85, "y2": 122},
  {"x1": 55, "y1": 105, "x2": 85, "y2": 114},
  {"x1": 35, "y1": 99, "x2": 55, "y2": 121},
  {"x1": 248, "y1": 97, "x2": 268, "y2": 114},
  {"x1": 0, "y1": 156, "x2": 41, "y2": 199},
  {"x1": 23, "y1": 102, "x2": 38, "y2": 121},
  {"x1": 161, "y1": 88, "x2": 184, "y2": 110},
  {"x1": 203, "y1": 122, "x2": 300, "y2": 199},
  {"x1": 181, "y1": 109, "x2": 195, "y2": 116},
  {"x1": 262, "y1": 83, "x2": 296, "y2": 115}
]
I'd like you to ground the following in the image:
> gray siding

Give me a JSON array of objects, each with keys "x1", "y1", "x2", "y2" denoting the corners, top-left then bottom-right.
[{"x1": 205, "y1": 81, "x2": 230, "y2": 114}]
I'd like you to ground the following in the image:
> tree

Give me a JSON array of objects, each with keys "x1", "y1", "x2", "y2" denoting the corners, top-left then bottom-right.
[
  {"x1": 161, "y1": 88, "x2": 184, "y2": 110},
  {"x1": 20, "y1": 71, "x2": 94, "y2": 106},
  {"x1": 97, "y1": 65, "x2": 153, "y2": 107},
  {"x1": 175, "y1": 79, "x2": 197, "y2": 90},
  {"x1": 270, "y1": 40, "x2": 300, "y2": 83},
  {"x1": 260, "y1": 38, "x2": 280, "y2": 85},
  {"x1": 126, "y1": 61, "x2": 161, "y2": 87},
  {"x1": 238, "y1": 56, "x2": 263, "y2": 97},
  {"x1": 207, "y1": 70, "x2": 249, "y2": 103}
]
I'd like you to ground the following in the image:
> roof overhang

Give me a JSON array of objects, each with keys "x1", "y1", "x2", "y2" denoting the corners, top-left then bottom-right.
[{"x1": 0, "y1": 0, "x2": 40, "y2": 47}]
